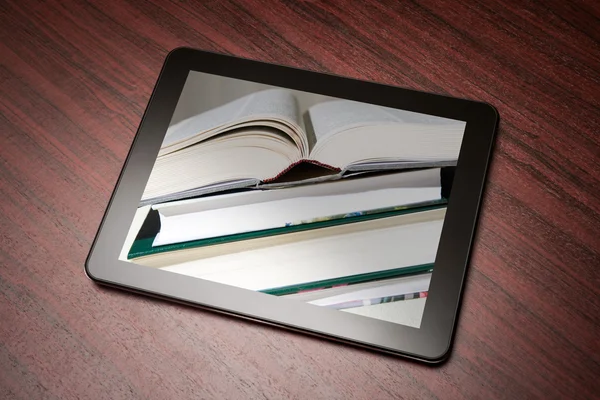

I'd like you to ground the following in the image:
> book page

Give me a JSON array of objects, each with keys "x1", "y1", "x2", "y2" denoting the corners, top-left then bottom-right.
[
  {"x1": 306, "y1": 100, "x2": 466, "y2": 168},
  {"x1": 163, "y1": 89, "x2": 302, "y2": 148},
  {"x1": 307, "y1": 99, "x2": 462, "y2": 142}
]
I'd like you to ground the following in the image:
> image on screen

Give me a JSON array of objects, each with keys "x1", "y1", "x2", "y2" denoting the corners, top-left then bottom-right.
[{"x1": 119, "y1": 71, "x2": 466, "y2": 328}]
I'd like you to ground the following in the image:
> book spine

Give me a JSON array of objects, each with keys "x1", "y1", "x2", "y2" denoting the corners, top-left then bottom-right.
[{"x1": 262, "y1": 159, "x2": 341, "y2": 183}]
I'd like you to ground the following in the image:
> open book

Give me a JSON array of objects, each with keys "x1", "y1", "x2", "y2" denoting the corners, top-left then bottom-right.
[{"x1": 142, "y1": 89, "x2": 466, "y2": 204}]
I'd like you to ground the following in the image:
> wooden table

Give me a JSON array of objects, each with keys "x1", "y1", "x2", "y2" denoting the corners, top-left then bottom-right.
[{"x1": 1, "y1": 1, "x2": 598, "y2": 398}]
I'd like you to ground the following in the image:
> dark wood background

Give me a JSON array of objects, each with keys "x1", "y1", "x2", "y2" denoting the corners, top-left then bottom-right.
[{"x1": 1, "y1": 0, "x2": 598, "y2": 398}]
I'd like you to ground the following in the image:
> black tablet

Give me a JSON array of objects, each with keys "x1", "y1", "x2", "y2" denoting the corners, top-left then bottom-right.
[{"x1": 86, "y1": 48, "x2": 498, "y2": 363}]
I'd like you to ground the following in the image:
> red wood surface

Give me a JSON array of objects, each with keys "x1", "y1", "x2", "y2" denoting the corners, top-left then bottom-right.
[{"x1": 1, "y1": 1, "x2": 599, "y2": 398}]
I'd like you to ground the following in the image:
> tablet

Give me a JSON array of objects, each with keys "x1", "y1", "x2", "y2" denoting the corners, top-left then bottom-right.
[{"x1": 86, "y1": 48, "x2": 498, "y2": 363}]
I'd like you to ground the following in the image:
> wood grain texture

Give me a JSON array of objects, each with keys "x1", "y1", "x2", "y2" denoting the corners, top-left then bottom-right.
[{"x1": 1, "y1": 0, "x2": 599, "y2": 398}]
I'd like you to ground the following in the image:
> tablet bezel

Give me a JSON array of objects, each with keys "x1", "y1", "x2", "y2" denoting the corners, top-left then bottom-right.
[{"x1": 86, "y1": 48, "x2": 498, "y2": 363}]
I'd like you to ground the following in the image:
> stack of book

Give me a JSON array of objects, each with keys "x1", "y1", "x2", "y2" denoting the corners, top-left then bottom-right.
[{"x1": 122, "y1": 89, "x2": 465, "y2": 325}]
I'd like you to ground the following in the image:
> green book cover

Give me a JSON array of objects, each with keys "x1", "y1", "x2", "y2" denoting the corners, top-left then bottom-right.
[{"x1": 128, "y1": 201, "x2": 447, "y2": 260}]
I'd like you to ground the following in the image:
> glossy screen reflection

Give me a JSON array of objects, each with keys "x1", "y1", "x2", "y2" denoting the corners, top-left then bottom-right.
[{"x1": 120, "y1": 71, "x2": 466, "y2": 328}]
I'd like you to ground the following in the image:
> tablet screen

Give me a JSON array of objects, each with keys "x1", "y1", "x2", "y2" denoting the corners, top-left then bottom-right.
[{"x1": 120, "y1": 71, "x2": 467, "y2": 329}]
